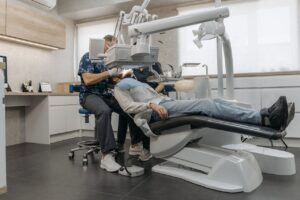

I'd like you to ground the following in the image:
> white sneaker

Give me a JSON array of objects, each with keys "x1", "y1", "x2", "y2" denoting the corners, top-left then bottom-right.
[
  {"x1": 139, "y1": 149, "x2": 153, "y2": 161},
  {"x1": 100, "y1": 153, "x2": 121, "y2": 172},
  {"x1": 129, "y1": 143, "x2": 143, "y2": 156}
]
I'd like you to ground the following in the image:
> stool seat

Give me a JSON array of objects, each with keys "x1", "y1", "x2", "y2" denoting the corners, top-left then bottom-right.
[{"x1": 79, "y1": 108, "x2": 93, "y2": 115}]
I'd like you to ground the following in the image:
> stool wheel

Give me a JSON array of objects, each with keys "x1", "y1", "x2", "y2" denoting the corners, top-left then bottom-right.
[{"x1": 68, "y1": 152, "x2": 74, "y2": 160}]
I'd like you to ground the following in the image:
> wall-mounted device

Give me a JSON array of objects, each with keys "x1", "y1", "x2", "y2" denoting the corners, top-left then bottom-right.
[{"x1": 0, "y1": 56, "x2": 11, "y2": 92}]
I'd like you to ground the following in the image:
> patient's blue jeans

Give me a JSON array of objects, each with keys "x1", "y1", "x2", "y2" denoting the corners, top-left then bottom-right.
[{"x1": 153, "y1": 98, "x2": 261, "y2": 125}]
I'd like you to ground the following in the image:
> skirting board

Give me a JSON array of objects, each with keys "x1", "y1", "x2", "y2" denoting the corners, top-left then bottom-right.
[
  {"x1": 50, "y1": 131, "x2": 81, "y2": 143},
  {"x1": 0, "y1": 186, "x2": 7, "y2": 195},
  {"x1": 81, "y1": 130, "x2": 121, "y2": 139},
  {"x1": 81, "y1": 130, "x2": 94, "y2": 137}
]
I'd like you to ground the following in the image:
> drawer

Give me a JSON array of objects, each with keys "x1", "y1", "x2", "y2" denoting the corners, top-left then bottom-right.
[{"x1": 65, "y1": 96, "x2": 80, "y2": 105}]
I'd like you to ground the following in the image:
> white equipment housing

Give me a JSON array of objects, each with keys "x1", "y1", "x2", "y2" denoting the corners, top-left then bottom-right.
[{"x1": 105, "y1": 44, "x2": 159, "y2": 68}]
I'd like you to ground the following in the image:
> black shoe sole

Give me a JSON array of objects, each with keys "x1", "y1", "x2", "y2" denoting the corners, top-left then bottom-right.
[{"x1": 286, "y1": 102, "x2": 295, "y2": 128}]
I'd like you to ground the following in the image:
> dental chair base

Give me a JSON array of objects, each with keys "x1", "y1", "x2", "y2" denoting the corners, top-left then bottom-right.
[
  {"x1": 150, "y1": 127, "x2": 262, "y2": 193},
  {"x1": 152, "y1": 145, "x2": 262, "y2": 193}
]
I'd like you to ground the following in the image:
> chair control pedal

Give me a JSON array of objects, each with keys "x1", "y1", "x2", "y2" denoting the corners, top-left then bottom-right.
[{"x1": 118, "y1": 165, "x2": 144, "y2": 177}]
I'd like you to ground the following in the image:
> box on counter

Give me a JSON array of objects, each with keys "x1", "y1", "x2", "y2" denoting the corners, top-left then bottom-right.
[{"x1": 56, "y1": 82, "x2": 80, "y2": 94}]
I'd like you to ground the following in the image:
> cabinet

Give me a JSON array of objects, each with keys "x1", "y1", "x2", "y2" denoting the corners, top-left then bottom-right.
[
  {"x1": 25, "y1": 96, "x2": 81, "y2": 144},
  {"x1": 80, "y1": 111, "x2": 119, "y2": 132},
  {"x1": 5, "y1": 0, "x2": 66, "y2": 49},
  {"x1": 0, "y1": 0, "x2": 5, "y2": 34}
]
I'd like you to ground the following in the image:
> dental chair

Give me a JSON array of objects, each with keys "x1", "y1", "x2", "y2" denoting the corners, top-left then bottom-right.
[{"x1": 148, "y1": 115, "x2": 296, "y2": 193}]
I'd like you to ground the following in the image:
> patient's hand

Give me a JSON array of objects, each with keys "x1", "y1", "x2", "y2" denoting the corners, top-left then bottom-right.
[{"x1": 149, "y1": 103, "x2": 168, "y2": 120}]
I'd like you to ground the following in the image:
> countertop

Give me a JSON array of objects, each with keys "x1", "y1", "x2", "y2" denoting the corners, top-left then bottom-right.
[{"x1": 5, "y1": 92, "x2": 79, "y2": 96}]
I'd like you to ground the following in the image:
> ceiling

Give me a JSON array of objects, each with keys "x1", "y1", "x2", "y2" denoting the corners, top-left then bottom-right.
[{"x1": 57, "y1": 0, "x2": 212, "y2": 23}]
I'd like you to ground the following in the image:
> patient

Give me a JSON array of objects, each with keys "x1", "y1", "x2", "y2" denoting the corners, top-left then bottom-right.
[{"x1": 114, "y1": 78, "x2": 295, "y2": 134}]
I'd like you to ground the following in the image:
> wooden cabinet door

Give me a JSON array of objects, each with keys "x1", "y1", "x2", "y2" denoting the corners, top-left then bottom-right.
[
  {"x1": 0, "y1": 0, "x2": 5, "y2": 34},
  {"x1": 6, "y1": 0, "x2": 66, "y2": 48}
]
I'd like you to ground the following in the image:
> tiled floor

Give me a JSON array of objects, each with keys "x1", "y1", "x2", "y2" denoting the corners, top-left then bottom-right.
[{"x1": 1, "y1": 139, "x2": 300, "y2": 200}]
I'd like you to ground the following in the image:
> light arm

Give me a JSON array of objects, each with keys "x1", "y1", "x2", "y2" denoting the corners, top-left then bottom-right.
[{"x1": 128, "y1": 7, "x2": 229, "y2": 37}]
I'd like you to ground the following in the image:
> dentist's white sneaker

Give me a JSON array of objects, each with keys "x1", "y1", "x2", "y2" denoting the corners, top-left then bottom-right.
[
  {"x1": 100, "y1": 153, "x2": 121, "y2": 172},
  {"x1": 129, "y1": 143, "x2": 143, "y2": 156}
]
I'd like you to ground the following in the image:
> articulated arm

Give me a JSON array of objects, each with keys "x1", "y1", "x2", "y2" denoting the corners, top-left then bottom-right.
[{"x1": 128, "y1": 7, "x2": 229, "y2": 37}]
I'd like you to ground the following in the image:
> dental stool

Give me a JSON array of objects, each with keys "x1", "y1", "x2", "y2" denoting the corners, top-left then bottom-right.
[{"x1": 68, "y1": 84, "x2": 100, "y2": 166}]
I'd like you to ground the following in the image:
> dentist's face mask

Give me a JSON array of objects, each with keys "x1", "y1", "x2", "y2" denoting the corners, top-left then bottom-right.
[{"x1": 117, "y1": 78, "x2": 147, "y2": 90}]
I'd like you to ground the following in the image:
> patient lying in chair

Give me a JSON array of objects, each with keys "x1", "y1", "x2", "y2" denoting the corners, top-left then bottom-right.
[{"x1": 113, "y1": 77, "x2": 295, "y2": 135}]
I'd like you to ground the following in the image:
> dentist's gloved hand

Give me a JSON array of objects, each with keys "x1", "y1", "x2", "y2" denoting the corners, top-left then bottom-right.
[
  {"x1": 149, "y1": 103, "x2": 168, "y2": 120},
  {"x1": 108, "y1": 68, "x2": 121, "y2": 77}
]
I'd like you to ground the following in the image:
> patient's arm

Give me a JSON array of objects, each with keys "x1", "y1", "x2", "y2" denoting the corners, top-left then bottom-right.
[
  {"x1": 114, "y1": 86, "x2": 168, "y2": 119},
  {"x1": 155, "y1": 82, "x2": 165, "y2": 93},
  {"x1": 114, "y1": 87, "x2": 150, "y2": 114},
  {"x1": 149, "y1": 103, "x2": 168, "y2": 120}
]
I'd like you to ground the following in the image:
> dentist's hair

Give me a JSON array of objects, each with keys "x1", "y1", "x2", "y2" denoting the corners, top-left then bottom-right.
[{"x1": 104, "y1": 34, "x2": 116, "y2": 42}]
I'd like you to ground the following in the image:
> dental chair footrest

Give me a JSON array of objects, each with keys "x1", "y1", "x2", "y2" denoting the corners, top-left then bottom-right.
[{"x1": 150, "y1": 115, "x2": 286, "y2": 140}]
